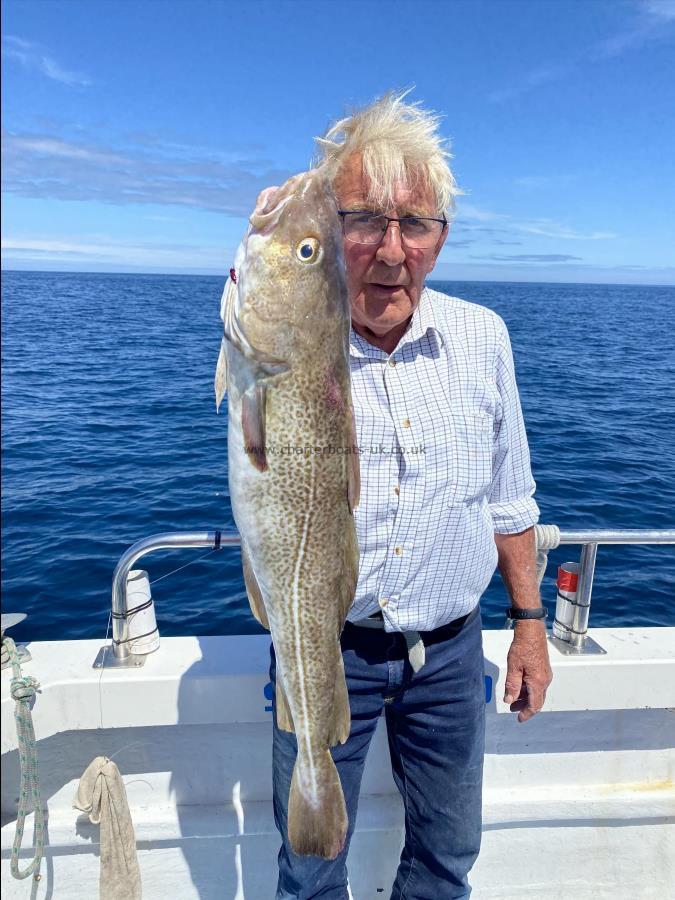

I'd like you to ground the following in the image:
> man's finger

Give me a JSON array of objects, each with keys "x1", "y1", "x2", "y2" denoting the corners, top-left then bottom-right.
[
  {"x1": 517, "y1": 684, "x2": 547, "y2": 723},
  {"x1": 503, "y1": 673, "x2": 523, "y2": 705}
]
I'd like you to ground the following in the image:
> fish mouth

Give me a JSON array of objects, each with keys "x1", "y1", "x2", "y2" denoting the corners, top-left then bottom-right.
[
  {"x1": 256, "y1": 185, "x2": 283, "y2": 216},
  {"x1": 250, "y1": 172, "x2": 310, "y2": 234}
]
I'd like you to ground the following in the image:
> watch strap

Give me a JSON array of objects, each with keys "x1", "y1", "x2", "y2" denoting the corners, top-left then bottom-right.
[{"x1": 506, "y1": 606, "x2": 548, "y2": 621}]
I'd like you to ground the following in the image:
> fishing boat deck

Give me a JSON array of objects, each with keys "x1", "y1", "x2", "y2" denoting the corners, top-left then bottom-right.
[{"x1": 2, "y1": 628, "x2": 674, "y2": 898}]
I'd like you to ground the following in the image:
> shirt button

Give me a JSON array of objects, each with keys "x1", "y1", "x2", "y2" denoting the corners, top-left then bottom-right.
[
  {"x1": 394, "y1": 485, "x2": 400, "y2": 495},
  {"x1": 388, "y1": 358, "x2": 397, "y2": 367},
  {"x1": 394, "y1": 546, "x2": 402, "y2": 556},
  {"x1": 379, "y1": 597, "x2": 389, "y2": 608},
  {"x1": 402, "y1": 418, "x2": 411, "y2": 428}
]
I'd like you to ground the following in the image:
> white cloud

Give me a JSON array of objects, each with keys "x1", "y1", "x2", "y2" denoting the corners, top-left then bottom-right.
[
  {"x1": 513, "y1": 221, "x2": 617, "y2": 241},
  {"x1": 488, "y1": 63, "x2": 571, "y2": 103},
  {"x1": 431, "y1": 259, "x2": 675, "y2": 285},
  {"x1": 1, "y1": 127, "x2": 293, "y2": 216},
  {"x1": 1, "y1": 235, "x2": 231, "y2": 269},
  {"x1": 6, "y1": 134, "x2": 126, "y2": 165},
  {"x1": 454, "y1": 202, "x2": 507, "y2": 223},
  {"x1": 2, "y1": 35, "x2": 92, "y2": 87},
  {"x1": 2, "y1": 238, "x2": 108, "y2": 254},
  {"x1": 593, "y1": 0, "x2": 675, "y2": 58},
  {"x1": 643, "y1": 0, "x2": 675, "y2": 21},
  {"x1": 514, "y1": 174, "x2": 577, "y2": 190},
  {"x1": 469, "y1": 253, "x2": 583, "y2": 263},
  {"x1": 489, "y1": 0, "x2": 675, "y2": 102},
  {"x1": 454, "y1": 204, "x2": 616, "y2": 242}
]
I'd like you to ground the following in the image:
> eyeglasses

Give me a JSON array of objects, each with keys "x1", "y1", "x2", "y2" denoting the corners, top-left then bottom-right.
[{"x1": 337, "y1": 210, "x2": 447, "y2": 249}]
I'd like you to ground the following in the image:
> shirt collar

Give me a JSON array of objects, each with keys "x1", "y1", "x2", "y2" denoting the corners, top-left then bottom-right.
[{"x1": 349, "y1": 287, "x2": 444, "y2": 358}]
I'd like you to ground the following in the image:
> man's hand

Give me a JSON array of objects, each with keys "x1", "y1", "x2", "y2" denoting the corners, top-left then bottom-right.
[
  {"x1": 494, "y1": 527, "x2": 554, "y2": 723},
  {"x1": 504, "y1": 621, "x2": 553, "y2": 722}
]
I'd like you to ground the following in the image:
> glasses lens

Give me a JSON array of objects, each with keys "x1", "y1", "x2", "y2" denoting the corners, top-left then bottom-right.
[
  {"x1": 342, "y1": 212, "x2": 386, "y2": 244},
  {"x1": 400, "y1": 216, "x2": 443, "y2": 249},
  {"x1": 342, "y1": 212, "x2": 443, "y2": 248},
  {"x1": 400, "y1": 217, "x2": 442, "y2": 248}
]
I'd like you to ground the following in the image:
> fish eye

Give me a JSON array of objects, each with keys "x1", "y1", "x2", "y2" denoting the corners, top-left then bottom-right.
[{"x1": 296, "y1": 237, "x2": 321, "y2": 263}]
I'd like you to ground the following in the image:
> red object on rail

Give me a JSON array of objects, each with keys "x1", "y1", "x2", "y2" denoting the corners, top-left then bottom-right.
[{"x1": 557, "y1": 566, "x2": 579, "y2": 593}]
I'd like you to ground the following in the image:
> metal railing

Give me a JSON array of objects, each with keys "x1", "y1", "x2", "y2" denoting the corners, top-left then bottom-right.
[
  {"x1": 94, "y1": 530, "x2": 242, "y2": 668},
  {"x1": 543, "y1": 528, "x2": 675, "y2": 654},
  {"x1": 95, "y1": 527, "x2": 675, "y2": 668}
]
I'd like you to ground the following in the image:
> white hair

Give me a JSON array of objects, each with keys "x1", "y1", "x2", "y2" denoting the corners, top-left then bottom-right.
[{"x1": 314, "y1": 90, "x2": 462, "y2": 217}]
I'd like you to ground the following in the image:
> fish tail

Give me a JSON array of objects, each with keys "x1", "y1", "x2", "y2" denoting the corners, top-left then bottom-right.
[{"x1": 288, "y1": 751, "x2": 348, "y2": 860}]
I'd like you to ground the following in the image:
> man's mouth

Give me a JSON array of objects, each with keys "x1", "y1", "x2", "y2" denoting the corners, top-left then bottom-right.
[{"x1": 369, "y1": 282, "x2": 402, "y2": 293}]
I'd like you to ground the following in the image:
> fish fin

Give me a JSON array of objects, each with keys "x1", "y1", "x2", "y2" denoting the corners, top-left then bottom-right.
[
  {"x1": 275, "y1": 675, "x2": 294, "y2": 733},
  {"x1": 338, "y1": 519, "x2": 359, "y2": 625},
  {"x1": 214, "y1": 338, "x2": 228, "y2": 412},
  {"x1": 241, "y1": 384, "x2": 268, "y2": 472},
  {"x1": 220, "y1": 273, "x2": 238, "y2": 323},
  {"x1": 327, "y1": 653, "x2": 351, "y2": 746},
  {"x1": 347, "y1": 405, "x2": 360, "y2": 511},
  {"x1": 288, "y1": 751, "x2": 348, "y2": 860},
  {"x1": 241, "y1": 544, "x2": 269, "y2": 630}
]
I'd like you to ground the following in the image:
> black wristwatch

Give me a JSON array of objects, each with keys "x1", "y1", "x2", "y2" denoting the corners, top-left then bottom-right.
[{"x1": 505, "y1": 607, "x2": 548, "y2": 621}]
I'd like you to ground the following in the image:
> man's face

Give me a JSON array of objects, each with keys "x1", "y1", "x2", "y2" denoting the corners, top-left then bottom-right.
[{"x1": 334, "y1": 153, "x2": 448, "y2": 350}]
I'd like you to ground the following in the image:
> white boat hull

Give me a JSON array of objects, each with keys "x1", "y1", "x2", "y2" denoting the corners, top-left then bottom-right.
[{"x1": 3, "y1": 628, "x2": 674, "y2": 898}]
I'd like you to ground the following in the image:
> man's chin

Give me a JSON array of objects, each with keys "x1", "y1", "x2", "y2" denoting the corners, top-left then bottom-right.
[{"x1": 355, "y1": 309, "x2": 413, "y2": 339}]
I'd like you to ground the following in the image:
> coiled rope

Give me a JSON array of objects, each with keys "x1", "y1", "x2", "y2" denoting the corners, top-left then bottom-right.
[
  {"x1": 534, "y1": 523, "x2": 561, "y2": 586},
  {"x1": 3, "y1": 636, "x2": 45, "y2": 881}
]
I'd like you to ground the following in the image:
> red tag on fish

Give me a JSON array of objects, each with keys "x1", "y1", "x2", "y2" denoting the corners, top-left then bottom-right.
[{"x1": 229, "y1": 267, "x2": 237, "y2": 284}]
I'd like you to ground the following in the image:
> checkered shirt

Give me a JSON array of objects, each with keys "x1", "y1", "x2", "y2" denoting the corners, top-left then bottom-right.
[{"x1": 346, "y1": 286, "x2": 539, "y2": 631}]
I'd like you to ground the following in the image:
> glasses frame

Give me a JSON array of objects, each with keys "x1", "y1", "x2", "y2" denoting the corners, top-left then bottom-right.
[{"x1": 337, "y1": 210, "x2": 448, "y2": 248}]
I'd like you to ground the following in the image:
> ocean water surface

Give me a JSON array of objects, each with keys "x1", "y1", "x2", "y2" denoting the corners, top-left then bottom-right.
[{"x1": 2, "y1": 271, "x2": 674, "y2": 643}]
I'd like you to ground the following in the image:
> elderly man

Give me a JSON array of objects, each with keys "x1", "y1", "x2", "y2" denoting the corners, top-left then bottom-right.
[{"x1": 271, "y1": 93, "x2": 552, "y2": 899}]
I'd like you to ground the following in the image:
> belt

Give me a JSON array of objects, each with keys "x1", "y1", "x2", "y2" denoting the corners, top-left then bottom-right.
[{"x1": 349, "y1": 606, "x2": 478, "y2": 674}]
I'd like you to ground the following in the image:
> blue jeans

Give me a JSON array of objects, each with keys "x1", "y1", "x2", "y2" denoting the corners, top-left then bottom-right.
[{"x1": 270, "y1": 604, "x2": 485, "y2": 900}]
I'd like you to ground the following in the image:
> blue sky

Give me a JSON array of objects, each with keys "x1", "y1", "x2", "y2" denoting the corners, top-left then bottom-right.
[{"x1": 2, "y1": 0, "x2": 674, "y2": 284}]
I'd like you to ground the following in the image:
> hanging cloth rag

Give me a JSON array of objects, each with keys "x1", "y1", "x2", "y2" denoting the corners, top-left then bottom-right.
[
  {"x1": 73, "y1": 757, "x2": 142, "y2": 900},
  {"x1": 353, "y1": 615, "x2": 426, "y2": 672}
]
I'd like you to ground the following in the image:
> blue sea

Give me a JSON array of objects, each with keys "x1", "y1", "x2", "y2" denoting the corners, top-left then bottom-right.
[{"x1": 2, "y1": 270, "x2": 674, "y2": 644}]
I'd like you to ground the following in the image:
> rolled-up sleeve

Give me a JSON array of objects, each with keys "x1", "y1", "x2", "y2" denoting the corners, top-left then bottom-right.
[{"x1": 488, "y1": 318, "x2": 539, "y2": 533}]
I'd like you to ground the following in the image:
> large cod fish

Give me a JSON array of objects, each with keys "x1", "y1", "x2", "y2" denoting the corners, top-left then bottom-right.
[{"x1": 215, "y1": 171, "x2": 360, "y2": 860}]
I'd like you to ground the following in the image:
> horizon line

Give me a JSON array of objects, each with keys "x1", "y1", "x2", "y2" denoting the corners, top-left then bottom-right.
[{"x1": 2, "y1": 266, "x2": 674, "y2": 290}]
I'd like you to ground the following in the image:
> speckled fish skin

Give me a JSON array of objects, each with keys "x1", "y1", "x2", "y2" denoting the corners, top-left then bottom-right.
[{"x1": 216, "y1": 171, "x2": 359, "y2": 860}]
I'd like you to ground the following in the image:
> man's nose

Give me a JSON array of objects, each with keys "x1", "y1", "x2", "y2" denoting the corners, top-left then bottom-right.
[{"x1": 375, "y1": 221, "x2": 406, "y2": 265}]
